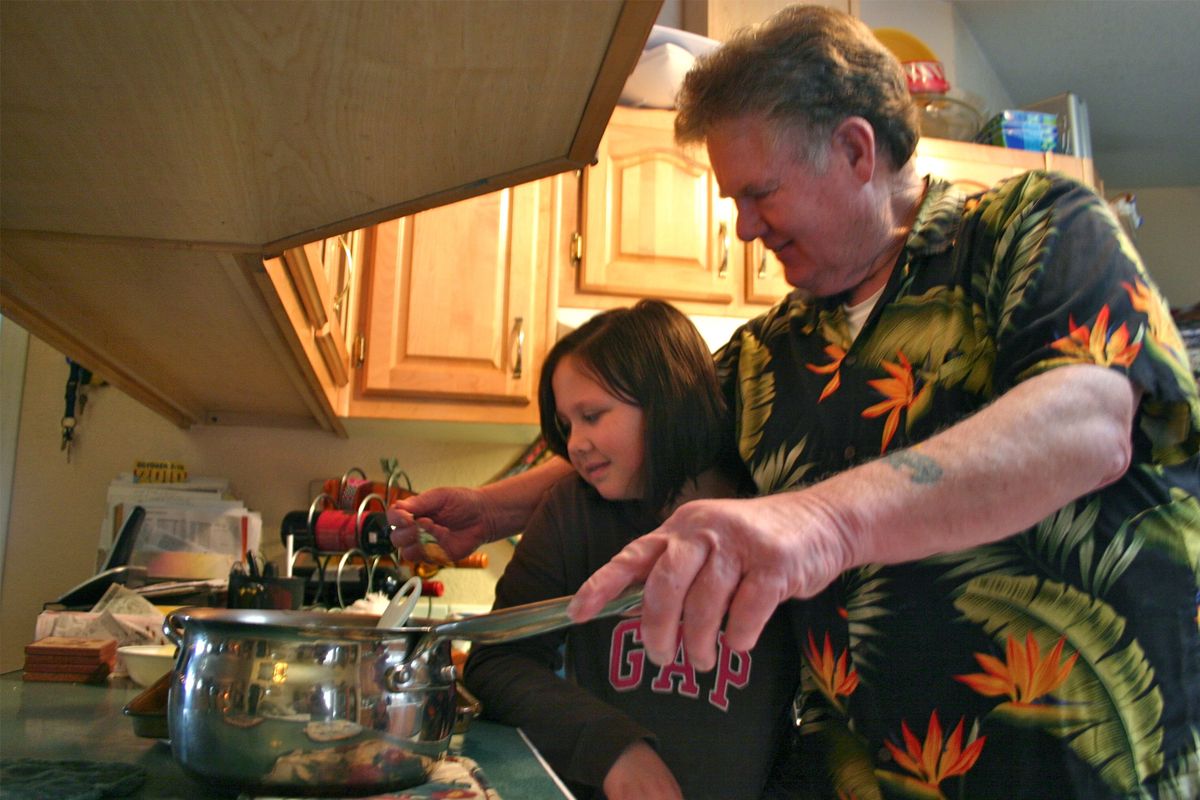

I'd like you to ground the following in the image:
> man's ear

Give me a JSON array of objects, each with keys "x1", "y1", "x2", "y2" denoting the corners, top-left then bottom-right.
[{"x1": 831, "y1": 116, "x2": 876, "y2": 182}]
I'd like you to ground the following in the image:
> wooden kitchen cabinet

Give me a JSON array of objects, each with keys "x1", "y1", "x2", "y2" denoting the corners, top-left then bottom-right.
[
  {"x1": 742, "y1": 242, "x2": 797, "y2": 306},
  {"x1": 573, "y1": 107, "x2": 736, "y2": 306},
  {"x1": 564, "y1": 107, "x2": 790, "y2": 318},
  {"x1": 0, "y1": 1, "x2": 657, "y2": 435},
  {"x1": 348, "y1": 179, "x2": 556, "y2": 425},
  {"x1": 273, "y1": 230, "x2": 364, "y2": 390},
  {"x1": 913, "y1": 137, "x2": 1096, "y2": 194}
]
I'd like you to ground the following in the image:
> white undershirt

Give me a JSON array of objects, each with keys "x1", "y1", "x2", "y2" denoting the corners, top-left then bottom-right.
[{"x1": 844, "y1": 283, "x2": 886, "y2": 340}]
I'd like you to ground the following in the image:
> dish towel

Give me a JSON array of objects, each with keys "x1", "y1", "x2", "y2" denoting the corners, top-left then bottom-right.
[
  {"x1": 248, "y1": 754, "x2": 500, "y2": 800},
  {"x1": 0, "y1": 759, "x2": 146, "y2": 800}
]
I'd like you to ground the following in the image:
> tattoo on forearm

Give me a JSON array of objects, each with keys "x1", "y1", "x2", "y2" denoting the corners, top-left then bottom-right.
[{"x1": 884, "y1": 450, "x2": 943, "y2": 485}]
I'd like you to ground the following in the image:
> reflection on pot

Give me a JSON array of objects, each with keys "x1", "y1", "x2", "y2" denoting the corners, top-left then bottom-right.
[{"x1": 165, "y1": 608, "x2": 456, "y2": 796}]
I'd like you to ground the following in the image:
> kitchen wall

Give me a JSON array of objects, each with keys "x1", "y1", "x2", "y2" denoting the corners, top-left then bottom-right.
[
  {"x1": 1105, "y1": 185, "x2": 1200, "y2": 309},
  {"x1": 0, "y1": 325, "x2": 531, "y2": 672}
]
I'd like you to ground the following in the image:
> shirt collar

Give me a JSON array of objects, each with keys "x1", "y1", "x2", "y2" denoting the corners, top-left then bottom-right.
[{"x1": 904, "y1": 177, "x2": 966, "y2": 257}]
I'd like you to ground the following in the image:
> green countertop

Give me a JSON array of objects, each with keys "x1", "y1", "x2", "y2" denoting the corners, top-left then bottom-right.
[{"x1": 0, "y1": 671, "x2": 570, "y2": 799}]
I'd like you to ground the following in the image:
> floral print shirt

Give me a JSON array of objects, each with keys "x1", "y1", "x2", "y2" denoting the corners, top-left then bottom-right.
[{"x1": 716, "y1": 172, "x2": 1200, "y2": 800}]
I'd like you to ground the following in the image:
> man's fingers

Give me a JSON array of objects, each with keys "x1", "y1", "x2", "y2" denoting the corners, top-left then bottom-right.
[
  {"x1": 398, "y1": 542, "x2": 428, "y2": 563},
  {"x1": 567, "y1": 535, "x2": 667, "y2": 621},
  {"x1": 679, "y1": 556, "x2": 740, "y2": 672},
  {"x1": 639, "y1": 534, "x2": 712, "y2": 666},
  {"x1": 721, "y1": 576, "x2": 784, "y2": 654}
]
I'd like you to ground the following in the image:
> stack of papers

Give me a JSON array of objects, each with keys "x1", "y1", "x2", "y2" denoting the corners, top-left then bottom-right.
[{"x1": 98, "y1": 473, "x2": 261, "y2": 580}]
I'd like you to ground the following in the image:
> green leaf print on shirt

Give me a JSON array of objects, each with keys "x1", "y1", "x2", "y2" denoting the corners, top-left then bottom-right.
[
  {"x1": 735, "y1": 328, "x2": 776, "y2": 462},
  {"x1": 749, "y1": 437, "x2": 816, "y2": 496},
  {"x1": 972, "y1": 173, "x2": 1055, "y2": 344},
  {"x1": 860, "y1": 287, "x2": 996, "y2": 400},
  {"x1": 955, "y1": 574, "x2": 1165, "y2": 793},
  {"x1": 930, "y1": 498, "x2": 1145, "y2": 600},
  {"x1": 1123, "y1": 478, "x2": 1200, "y2": 583}
]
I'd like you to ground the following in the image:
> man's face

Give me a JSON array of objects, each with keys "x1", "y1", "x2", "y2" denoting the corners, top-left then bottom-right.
[{"x1": 706, "y1": 116, "x2": 872, "y2": 299}]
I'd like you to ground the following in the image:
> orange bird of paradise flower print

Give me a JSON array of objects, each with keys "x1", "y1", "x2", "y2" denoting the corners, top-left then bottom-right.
[
  {"x1": 882, "y1": 710, "x2": 986, "y2": 797},
  {"x1": 862, "y1": 351, "x2": 924, "y2": 453},
  {"x1": 804, "y1": 630, "x2": 859, "y2": 712},
  {"x1": 1049, "y1": 305, "x2": 1142, "y2": 368},
  {"x1": 806, "y1": 343, "x2": 847, "y2": 401},
  {"x1": 1123, "y1": 278, "x2": 1188, "y2": 365},
  {"x1": 954, "y1": 632, "x2": 1079, "y2": 705}
]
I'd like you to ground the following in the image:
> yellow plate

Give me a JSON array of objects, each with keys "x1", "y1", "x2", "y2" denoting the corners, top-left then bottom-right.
[{"x1": 872, "y1": 27, "x2": 938, "y2": 63}]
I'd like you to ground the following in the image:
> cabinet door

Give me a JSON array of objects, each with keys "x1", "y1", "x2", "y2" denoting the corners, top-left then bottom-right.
[
  {"x1": 914, "y1": 138, "x2": 1044, "y2": 194},
  {"x1": 744, "y1": 242, "x2": 795, "y2": 306},
  {"x1": 279, "y1": 233, "x2": 362, "y2": 389},
  {"x1": 360, "y1": 182, "x2": 542, "y2": 407},
  {"x1": 578, "y1": 108, "x2": 735, "y2": 304}
]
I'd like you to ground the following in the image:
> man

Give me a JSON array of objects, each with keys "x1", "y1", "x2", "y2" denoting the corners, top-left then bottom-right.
[{"x1": 393, "y1": 7, "x2": 1199, "y2": 797}]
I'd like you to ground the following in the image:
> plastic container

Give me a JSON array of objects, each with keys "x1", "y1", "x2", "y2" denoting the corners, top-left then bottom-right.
[{"x1": 976, "y1": 110, "x2": 1060, "y2": 152}]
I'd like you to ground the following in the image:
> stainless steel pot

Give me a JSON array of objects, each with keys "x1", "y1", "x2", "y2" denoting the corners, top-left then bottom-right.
[{"x1": 164, "y1": 588, "x2": 642, "y2": 796}]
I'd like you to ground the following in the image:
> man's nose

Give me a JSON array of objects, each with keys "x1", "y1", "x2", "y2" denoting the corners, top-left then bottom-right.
[{"x1": 734, "y1": 200, "x2": 765, "y2": 242}]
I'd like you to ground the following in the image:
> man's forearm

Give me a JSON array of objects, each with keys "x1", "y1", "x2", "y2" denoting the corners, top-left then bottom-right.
[
  {"x1": 804, "y1": 364, "x2": 1138, "y2": 567},
  {"x1": 479, "y1": 457, "x2": 575, "y2": 540}
]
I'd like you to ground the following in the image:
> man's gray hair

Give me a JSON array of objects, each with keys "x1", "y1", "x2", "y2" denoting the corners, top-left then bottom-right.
[{"x1": 674, "y1": 5, "x2": 919, "y2": 170}]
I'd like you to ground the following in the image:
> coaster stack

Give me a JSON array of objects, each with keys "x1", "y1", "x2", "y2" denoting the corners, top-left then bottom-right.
[{"x1": 23, "y1": 636, "x2": 118, "y2": 683}]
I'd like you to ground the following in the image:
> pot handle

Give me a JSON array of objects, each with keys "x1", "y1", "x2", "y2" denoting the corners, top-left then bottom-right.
[
  {"x1": 427, "y1": 586, "x2": 644, "y2": 648},
  {"x1": 387, "y1": 587, "x2": 644, "y2": 691},
  {"x1": 162, "y1": 610, "x2": 186, "y2": 648}
]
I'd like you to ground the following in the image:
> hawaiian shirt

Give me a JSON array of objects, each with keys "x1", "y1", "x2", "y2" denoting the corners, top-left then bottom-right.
[{"x1": 716, "y1": 172, "x2": 1200, "y2": 799}]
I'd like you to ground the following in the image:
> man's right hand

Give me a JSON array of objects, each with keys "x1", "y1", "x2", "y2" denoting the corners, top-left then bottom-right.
[
  {"x1": 388, "y1": 457, "x2": 575, "y2": 564},
  {"x1": 387, "y1": 487, "x2": 496, "y2": 564}
]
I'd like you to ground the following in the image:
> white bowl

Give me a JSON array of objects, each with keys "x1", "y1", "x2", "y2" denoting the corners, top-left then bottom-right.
[{"x1": 118, "y1": 644, "x2": 177, "y2": 687}]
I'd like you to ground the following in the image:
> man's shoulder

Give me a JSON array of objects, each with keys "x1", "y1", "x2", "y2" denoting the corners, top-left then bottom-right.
[{"x1": 967, "y1": 169, "x2": 1100, "y2": 219}]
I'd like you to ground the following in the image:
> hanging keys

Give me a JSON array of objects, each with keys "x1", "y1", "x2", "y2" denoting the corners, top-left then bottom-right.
[
  {"x1": 61, "y1": 416, "x2": 76, "y2": 462},
  {"x1": 60, "y1": 358, "x2": 93, "y2": 463}
]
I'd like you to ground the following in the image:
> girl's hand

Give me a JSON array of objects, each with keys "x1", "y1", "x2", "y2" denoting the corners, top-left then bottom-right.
[{"x1": 602, "y1": 741, "x2": 683, "y2": 800}]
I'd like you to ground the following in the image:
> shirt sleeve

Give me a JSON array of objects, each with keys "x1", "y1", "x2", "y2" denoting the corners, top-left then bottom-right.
[
  {"x1": 462, "y1": 483, "x2": 654, "y2": 792},
  {"x1": 982, "y1": 172, "x2": 1199, "y2": 463}
]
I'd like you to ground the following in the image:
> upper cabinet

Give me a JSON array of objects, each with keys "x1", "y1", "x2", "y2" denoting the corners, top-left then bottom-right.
[
  {"x1": 562, "y1": 107, "x2": 785, "y2": 318},
  {"x1": 0, "y1": 1, "x2": 659, "y2": 434},
  {"x1": 350, "y1": 180, "x2": 556, "y2": 425},
  {"x1": 575, "y1": 107, "x2": 736, "y2": 305},
  {"x1": 684, "y1": 0, "x2": 859, "y2": 41},
  {"x1": 278, "y1": 233, "x2": 362, "y2": 391},
  {"x1": 913, "y1": 137, "x2": 1096, "y2": 194}
]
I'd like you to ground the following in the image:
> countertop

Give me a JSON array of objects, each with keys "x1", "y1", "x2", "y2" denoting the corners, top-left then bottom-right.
[{"x1": 0, "y1": 671, "x2": 570, "y2": 799}]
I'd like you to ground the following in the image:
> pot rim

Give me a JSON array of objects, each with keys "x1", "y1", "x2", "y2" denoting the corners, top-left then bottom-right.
[{"x1": 166, "y1": 606, "x2": 435, "y2": 642}]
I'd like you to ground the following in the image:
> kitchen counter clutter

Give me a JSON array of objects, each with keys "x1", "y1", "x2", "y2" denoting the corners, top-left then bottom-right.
[{"x1": 0, "y1": 671, "x2": 570, "y2": 799}]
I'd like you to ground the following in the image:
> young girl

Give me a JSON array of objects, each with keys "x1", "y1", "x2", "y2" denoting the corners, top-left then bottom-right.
[{"x1": 463, "y1": 300, "x2": 800, "y2": 800}]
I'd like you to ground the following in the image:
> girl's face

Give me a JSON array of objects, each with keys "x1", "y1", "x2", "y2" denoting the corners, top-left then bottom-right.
[{"x1": 552, "y1": 354, "x2": 647, "y2": 501}]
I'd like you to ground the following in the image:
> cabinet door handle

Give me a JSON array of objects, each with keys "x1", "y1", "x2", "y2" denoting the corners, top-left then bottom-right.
[
  {"x1": 717, "y1": 222, "x2": 729, "y2": 279},
  {"x1": 511, "y1": 317, "x2": 525, "y2": 379},
  {"x1": 758, "y1": 249, "x2": 768, "y2": 279},
  {"x1": 332, "y1": 235, "x2": 354, "y2": 319}
]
